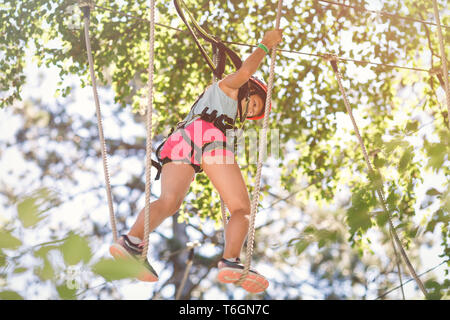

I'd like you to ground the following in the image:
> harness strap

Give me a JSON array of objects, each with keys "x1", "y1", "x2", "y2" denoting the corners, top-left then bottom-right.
[
  {"x1": 151, "y1": 159, "x2": 162, "y2": 180},
  {"x1": 154, "y1": 117, "x2": 194, "y2": 180},
  {"x1": 173, "y1": 0, "x2": 243, "y2": 79},
  {"x1": 199, "y1": 107, "x2": 235, "y2": 134},
  {"x1": 202, "y1": 140, "x2": 233, "y2": 155},
  {"x1": 180, "y1": 128, "x2": 203, "y2": 165},
  {"x1": 153, "y1": 106, "x2": 238, "y2": 179}
]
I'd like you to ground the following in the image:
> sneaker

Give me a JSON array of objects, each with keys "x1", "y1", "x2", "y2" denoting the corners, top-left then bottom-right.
[
  {"x1": 109, "y1": 235, "x2": 159, "y2": 282},
  {"x1": 217, "y1": 258, "x2": 269, "y2": 293}
]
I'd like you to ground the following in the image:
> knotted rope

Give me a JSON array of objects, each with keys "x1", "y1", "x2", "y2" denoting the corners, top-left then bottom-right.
[{"x1": 235, "y1": 0, "x2": 284, "y2": 287}]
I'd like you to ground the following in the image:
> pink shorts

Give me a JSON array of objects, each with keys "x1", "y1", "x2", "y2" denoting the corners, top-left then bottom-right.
[{"x1": 158, "y1": 119, "x2": 235, "y2": 174}]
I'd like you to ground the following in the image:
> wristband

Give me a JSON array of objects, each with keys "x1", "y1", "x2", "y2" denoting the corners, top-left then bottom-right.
[{"x1": 258, "y1": 43, "x2": 269, "y2": 54}]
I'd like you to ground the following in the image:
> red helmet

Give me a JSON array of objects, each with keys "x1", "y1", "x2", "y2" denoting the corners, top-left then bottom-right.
[{"x1": 246, "y1": 76, "x2": 271, "y2": 120}]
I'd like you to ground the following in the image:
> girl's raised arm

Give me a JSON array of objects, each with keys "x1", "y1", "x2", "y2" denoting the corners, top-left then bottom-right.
[{"x1": 220, "y1": 29, "x2": 283, "y2": 90}]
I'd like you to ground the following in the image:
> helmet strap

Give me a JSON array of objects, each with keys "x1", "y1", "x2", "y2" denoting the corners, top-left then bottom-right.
[
  {"x1": 234, "y1": 83, "x2": 250, "y2": 134},
  {"x1": 242, "y1": 96, "x2": 250, "y2": 120}
]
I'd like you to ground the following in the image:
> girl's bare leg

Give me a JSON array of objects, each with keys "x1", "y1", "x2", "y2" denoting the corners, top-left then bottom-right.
[
  {"x1": 128, "y1": 162, "x2": 195, "y2": 240},
  {"x1": 201, "y1": 155, "x2": 251, "y2": 259}
]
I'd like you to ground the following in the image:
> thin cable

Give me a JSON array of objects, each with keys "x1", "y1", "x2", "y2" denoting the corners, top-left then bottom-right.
[
  {"x1": 389, "y1": 228, "x2": 405, "y2": 299},
  {"x1": 94, "y1": 4, "x2": 183, "y2": 32},
  {"x1": 375, "y1": 261, "x2": 446, "y2": 300},
  {"x1": 235, "y1": 0, "x2": 283, "y2": 289},
  {"x1": 224, "y1": 41, "x2": 433, "y2": 73},
  {"x1": 317, "y1": 0, "x2": 450, "y2": 30},
  {"x1": 92, "y1": 4, "x2": 439, "y2": 74},
  {"x1": 432, "y1": 0, "x2": 450, "y2": 129},
  {"x1": 141, "y1": 0, "x2": 156, "y2": 262},
  {"x1": 81, "y1": 2, "x2": 117, "y2": 243},
  {"x1": 327, "y1": 55, "x2": 427, "y2": 297}
]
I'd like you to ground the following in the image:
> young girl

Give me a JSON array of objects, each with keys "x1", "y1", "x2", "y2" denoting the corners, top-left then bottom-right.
[{"x1": 109, "y1": 29, "x2": 283, "y2": 293}]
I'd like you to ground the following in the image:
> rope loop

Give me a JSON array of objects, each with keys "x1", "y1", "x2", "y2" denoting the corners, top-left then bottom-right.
[
  {"x1": 78, "y1": 0, "x2": 94, "y2": 17},
  {"x1": 78, "y1": 0, "x2": 94, "y2": 8},
  {"x1": 323, "y1": 53, "x2": 340, "y2": 73},
  {"x1": 429, "y1": 66, "x2": 442, "y2": 76},
  {"x1": 186, "y1": 240, "x2": 201, "y2": 250},
  {"x1": 322, "y1": 53, "x2": 339, "y2": 62},
  {"x1": 430, "y1": 67, "x2": 446, "y2": 89}
]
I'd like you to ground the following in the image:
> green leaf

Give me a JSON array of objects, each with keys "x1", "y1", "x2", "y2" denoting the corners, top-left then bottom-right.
[
  {"x1": 347, "y1": 189, "x2": 374, "y2": 234},
  {"x1": 303, "y1": 226, "x2": 316, "y2": 235},
  {"x1": 368, "y1": 170, "x2": 383, "y2": 190},
  {"x1": 375, "y1": 210, "x2": 389, "y2": 228},
  {"x1": 426, "y1": 188, "x2": 442, "y2": 196},
  {"x1": 424, "y1": 280, "x2": 443, "y2": 300},
  {"x1": 0, "y1": 231, "x2": 22, "y2": 250},
  {"x1": 60, "y1": 234, "x2": 92, "y2": 266},
  {"x1": 0, "y1": 291, "x2": 24, "y2": 300},
  {"x1": 13, "y1": 267, "x2": 28, "y2": 274},
  {"x1": 295, "y1": 239, "x2": 310, "y2": 255},
  {"x1": 398, "y1": 146, "x2": 413, "y2": 173},
  {"x1": 318, "y1": 238, "x2": 327, "y2": 248},
  {"x1": 425, "y1": 142, "x2": 447, "y2": 172},
  {"x1": 34, "y1": 245, "x2": 59, "y2": 259},
  {"x1": 17, "y1": 197, "x2": 45, "y2": 228},
  {"x1": 405, "y1": 120, "x2": 419, "y2": 133},
  {"x1": 56, "y1": 284, "x2": 77, "y2": 300},
  {"x1": 91, "y1": 258, "x2": 145, "y2": 281},
  {"x1": 0, "y1": 251, "x2": 6, "y2": 267},
  {"x1": 373, "y1": 156, "x2": 386, "y2": 169},
  {"x1": 316, "y1": 229, "x2": 339, "y2": 244},
  {"x1": 384, "y1": 138, "x2": 407, "y2": 154},
  {"x1": 386, "y1": 190, "x2": 400, "y2": 211},
  {"x1": 35, "y1": 258, "x2": 55, "y2": 281}
]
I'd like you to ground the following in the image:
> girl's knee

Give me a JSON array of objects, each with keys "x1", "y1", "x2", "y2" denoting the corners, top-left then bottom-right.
[
  {"x1": 230, "y1": 206, "x2": 251, "y2": 219},
  {"x1": 159, "y1": 194, "x2": 184, "y2": 215}
]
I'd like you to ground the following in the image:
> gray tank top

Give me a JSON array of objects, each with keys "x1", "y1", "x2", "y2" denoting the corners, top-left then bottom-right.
[{"x1": 181, "y1": 82, "x2": 238, "y2": 127}]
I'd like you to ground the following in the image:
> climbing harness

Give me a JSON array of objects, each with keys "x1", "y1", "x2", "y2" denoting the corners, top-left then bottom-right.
[
  {"x1": 153, "y1": 105, "x2": 237, "y2": 177},
  {"x1": 171, "y1": 0, "x2": 283, "y2": 291},
  {"x1": 173, "y1": 0, "x2": 270, "y2": 123},
  {"x1": 140, "y1": 0, "x2": 279, "y2": 187},
  {"x1": 151, "y1": 0, "x2": 276, "y2": 182}
]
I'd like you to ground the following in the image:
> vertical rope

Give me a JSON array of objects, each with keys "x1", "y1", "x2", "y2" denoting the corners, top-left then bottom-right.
[
  {"x1": 175, "y1": 241, "x2": 200, "y2": 300},
  {"x1": 327, "y1": 56, "x2": 427, "y2": 297},
  {"x1": 81, "y1": 2, "x2": 118, "y2": 243},
  {"x1": 175, "y1": 249, "x2": 194, "y2": 300},
  {"x1": 432, "y1": 0, "x2": 450, "y2": 129},
  {"x1": 235, "y1": 0, "x2": 283, "y2": 286},
  {"x1": 141, "y1": 0, "x2": 156, "y2": 261}
]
